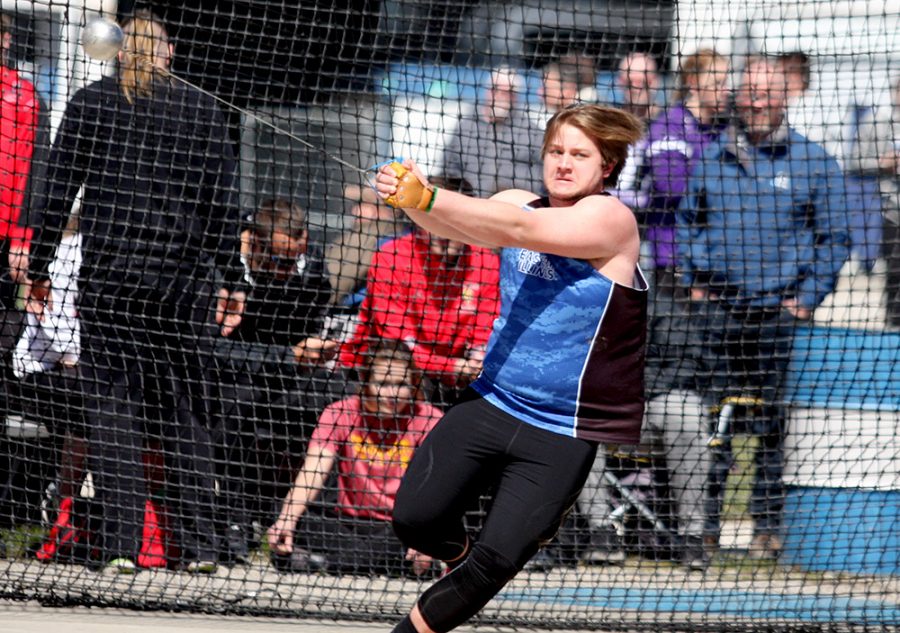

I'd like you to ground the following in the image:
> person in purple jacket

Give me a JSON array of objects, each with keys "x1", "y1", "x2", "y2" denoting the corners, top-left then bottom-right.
[{"x1": 638, "y1": 49, "x2": 731, "y2": 296}]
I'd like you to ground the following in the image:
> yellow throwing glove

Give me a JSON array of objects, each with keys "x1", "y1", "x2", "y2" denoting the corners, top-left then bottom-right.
[{"x1": 384, "y1": 162, "x2": 437, "y2": 212}]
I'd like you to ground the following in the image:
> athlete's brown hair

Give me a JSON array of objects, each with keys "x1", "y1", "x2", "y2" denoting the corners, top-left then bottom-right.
[{"x1": 542, "y1": 104, "x2": 644, "y2": 188}]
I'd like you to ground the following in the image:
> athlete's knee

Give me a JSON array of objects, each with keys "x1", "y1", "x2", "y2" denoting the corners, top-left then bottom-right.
[
  {"x1": 392, "y1": 489, "x2": 451, "y2": 545},
  {"x1": 417, "y1": 542, "x2": 519, "y2": 632},
  {"x1": 392, "y1": 496, "x2": 469, "y2": 564},
  {"x1": 391, "y1": 499, "x2": 427, "y2": 547},
  {"x1": 459, "y1": 542, "x2": 519, "y2": 586}
]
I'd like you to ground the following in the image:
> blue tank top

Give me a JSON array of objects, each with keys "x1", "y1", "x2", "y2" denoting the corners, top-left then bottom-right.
[{"x1": 471, "y1": 201, "x2": 648, "y2": 443}]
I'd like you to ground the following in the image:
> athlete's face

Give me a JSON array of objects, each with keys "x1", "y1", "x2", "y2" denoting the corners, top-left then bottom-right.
[
  {"x1": 542, "y1": 124, "x2": 614, "y2": 203},
  {"x1": 362, "y1": 358, "x2": 416, "y2": 418}
]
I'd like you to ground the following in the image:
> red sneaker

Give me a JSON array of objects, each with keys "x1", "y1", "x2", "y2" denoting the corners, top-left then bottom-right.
[{"x1": 36, "y1": 497, "x2": 84, "y2": 562}]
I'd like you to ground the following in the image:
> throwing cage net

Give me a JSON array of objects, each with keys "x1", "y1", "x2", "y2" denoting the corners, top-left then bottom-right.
[{"x1": 1, "y1": 0, "x2": 898, "y2": 630}]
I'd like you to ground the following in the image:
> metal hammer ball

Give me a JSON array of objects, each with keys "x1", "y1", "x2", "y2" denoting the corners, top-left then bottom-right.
[{"x1": 81, "y1": 18, "x2": 124, "y2": 61}]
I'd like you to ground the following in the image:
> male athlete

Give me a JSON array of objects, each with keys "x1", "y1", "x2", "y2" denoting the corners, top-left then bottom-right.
[{"x1": 374, "y1": 103, "x2": 647, "y2": 633}]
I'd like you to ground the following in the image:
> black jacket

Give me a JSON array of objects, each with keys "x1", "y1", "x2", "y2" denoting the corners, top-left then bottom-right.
[
  {"x1": 232, "y1": 249, "x2": 332, "y2": 348},
  {"x1": 29, "y1": 74, "x2": 244, "y2": 294}
]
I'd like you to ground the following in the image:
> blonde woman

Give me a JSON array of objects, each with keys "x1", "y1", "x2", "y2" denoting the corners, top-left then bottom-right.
[{"x1": 27, "y1": 11, "x2": 245, "y2": 574}]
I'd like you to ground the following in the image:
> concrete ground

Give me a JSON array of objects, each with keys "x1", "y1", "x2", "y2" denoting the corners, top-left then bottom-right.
[{"x1": 0, "y1": 603, "x2": 406, "y2": 633}]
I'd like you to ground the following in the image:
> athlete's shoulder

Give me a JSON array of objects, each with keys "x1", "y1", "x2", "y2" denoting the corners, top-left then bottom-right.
[
  {"x1": 574, "y1": 193, "x2": 640, "y2": 241},
  {"x1": 577, "y1": 192, "x2": 635, "y2": 216},
  {"x1": 490, "y1": 188, "x2": 540, "y2": 207}
]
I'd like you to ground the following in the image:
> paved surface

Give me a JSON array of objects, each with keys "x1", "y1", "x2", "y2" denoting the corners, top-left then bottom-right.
[{"x1": 0, "y1": 603, "x2": 455, "y2": 633}]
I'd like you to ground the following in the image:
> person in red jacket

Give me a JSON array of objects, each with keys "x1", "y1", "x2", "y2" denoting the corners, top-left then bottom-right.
[
  {"x1": 0, "y1": 12, "x2": 40, "y2": 306},
  {"x1": 340, "y1": 177, "x2": 500, "y2": 405}
]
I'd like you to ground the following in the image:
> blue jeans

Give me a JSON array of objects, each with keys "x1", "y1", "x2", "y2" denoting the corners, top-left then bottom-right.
[{"x1": 692, "y1": 300, "x2": 798, "y2": 537}]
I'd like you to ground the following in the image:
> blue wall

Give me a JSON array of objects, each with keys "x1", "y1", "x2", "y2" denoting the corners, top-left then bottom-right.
[
  {"x1": 782, "y1": 326, "x2": 899, "y2": 575},
  {"x1": 784, "y1": 326, "x2": 900, "y2": 412},
  {"x1": 783, "y1": 487, "x2": 899, "y2": 575}
]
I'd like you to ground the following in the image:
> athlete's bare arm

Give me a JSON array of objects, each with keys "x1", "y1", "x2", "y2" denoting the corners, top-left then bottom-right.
[
  {"x1": 395, "y1": 201, "x2": 503, "y2": 250},
  {"x1": 377, "y1": 163, "x2": 636, "y2": 259}
]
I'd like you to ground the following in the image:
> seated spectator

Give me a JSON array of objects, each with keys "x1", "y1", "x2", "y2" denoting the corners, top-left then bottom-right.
[
  {"x1": 339, "y1": 177, "x2": 501, "y2": 407},
  {"x1": 440, "y1": 67, "x2": 543, "y2": 198},
  {"x1": 267, "y1": 339, "x2": 441, "y2": 576},
  {"x1": 324, "y1": 183, "x2": 409, "y2": 312},
  {"x1": 212, "y1": 198, "x2": 338, "y2": 564},
  {"x1": 236, "y1": 198, "x2": 333, "y2": 350}
]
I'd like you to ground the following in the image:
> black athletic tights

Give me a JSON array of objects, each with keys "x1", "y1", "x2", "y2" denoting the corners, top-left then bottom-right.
[{"x1": 392, "y1": 390, "x2": 597, "y2": 632}]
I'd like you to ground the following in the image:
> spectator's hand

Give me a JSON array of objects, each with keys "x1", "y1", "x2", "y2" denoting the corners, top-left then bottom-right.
[
  {"x1": 454, "y1": 356, "x2": 483, "y2": 386},
  {"x1": 8, "y1": 242, "x2": 28, "y2": 284},
  {"x1": 467, "y1": 345, "x2": 486, "y2": 364},
  {"x1": 878, "y1": 151, "x2": 900, "y2": 176},
  {"x1": 405, "y1": 548, "x2": 434, "y2": 576},
  {"x1": 216, "y1": 288, "x2": 246, "y2": 337},
  {"x1": 25, "y1": 279, "x2": 51, "y2": 321},
  {"x1": 690, "y1": 287, "x2": 711, "y2": 302},
  {"x1": 293, "y1": 337, "x2": 339, "y2": 365},
  {"x1": 782, "y1": 298, "x2": 812, "y2": 321},
  {"x1": 267, "y1": 516, "x2": 296, "y2": 555}
]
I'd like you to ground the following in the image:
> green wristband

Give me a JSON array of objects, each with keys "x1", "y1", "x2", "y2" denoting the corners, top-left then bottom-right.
[{"x1": 425, "y1": 186, "x2": 439, "y2": 213}]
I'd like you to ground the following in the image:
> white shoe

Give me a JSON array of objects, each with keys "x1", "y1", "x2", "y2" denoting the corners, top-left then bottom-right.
[
  {"x1": 186, "y1": 560, "x2": 218, "y2": 574},
  {"x1": 106, "y1": 557, "x2": 136, "y2": 574}
]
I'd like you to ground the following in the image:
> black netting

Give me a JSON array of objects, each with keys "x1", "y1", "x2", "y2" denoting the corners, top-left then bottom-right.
[{"x1": 0, "y1": 1, "x2": 898, "y2": 631}]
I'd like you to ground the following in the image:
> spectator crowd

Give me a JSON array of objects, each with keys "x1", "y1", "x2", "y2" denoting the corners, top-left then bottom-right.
[{"x1": 1, "y1": 8, "x2": 898, "y2": 579}]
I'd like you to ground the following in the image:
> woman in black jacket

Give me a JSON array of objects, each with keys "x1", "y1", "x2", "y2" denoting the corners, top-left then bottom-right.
[{"x1": 26, "y1": 10, "x2": 246, "y2": 574}]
